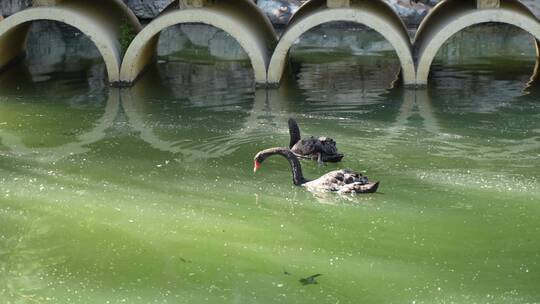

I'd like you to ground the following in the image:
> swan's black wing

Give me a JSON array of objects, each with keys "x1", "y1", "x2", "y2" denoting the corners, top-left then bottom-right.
[
  {"x1": 338, "y1": 181, "x2": 380, "y2": 194},
  {"x1": 292, "y1": 137, "x2": 344, "y2": 162},
  {"x1": 287, "y1": 119, "x2": 344, "y2": 162},
  {"x1": 320, "y1": 153, "x2": 344, "y2": 163},
  {"x1": 291, "y1": 137, "x2": 319, "y2": 156},
  {"x1": 318, "y1": 137, "x2": 339, "y2": 154}
]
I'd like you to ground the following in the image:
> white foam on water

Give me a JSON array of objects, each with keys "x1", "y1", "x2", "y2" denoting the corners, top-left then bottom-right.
[{"x1": 415, "y1": 169, "x2": 539, "y2": 195}]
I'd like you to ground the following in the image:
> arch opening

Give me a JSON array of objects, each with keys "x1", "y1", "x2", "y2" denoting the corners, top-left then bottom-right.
[
  {"x1": 0, "y1": 7, "x2": 122, "y2": 83},
  {"x1": 289, "y1": 22, "x2": 400, "y2": 87},
  {"x1": 423, "y1": 23, "x2": 540, "y2": 118},
  {"x1": 286, "y1": 21, "x2": 403, "y2": 95},
  {"x1": 134, "y1": 22, "x2": 256, "y2": 92},
  {"x1": 414, "y1": 0, "x2": 540, "y2": 86},
  {"x1": 428, "y1": 22, "x2": 538, "y2": 88},
  {"x1": 268, "y1": 0, "x2": 415, "y2": 87},
  {"x1": 120, "y1": 5, "x2": 277, "y2": 87},
  {"x1": 6, "y1": 20, "x2": 108, "y2": 85}
]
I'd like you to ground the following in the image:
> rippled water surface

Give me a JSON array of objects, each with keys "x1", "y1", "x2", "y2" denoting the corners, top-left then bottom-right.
[{"x1": 1, "y1": 25, "x2": 540, "y2": 303}]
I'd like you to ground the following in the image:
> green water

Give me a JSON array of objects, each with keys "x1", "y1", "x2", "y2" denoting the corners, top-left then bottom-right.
[{"x1": 1, "y1": 29, "x2": 540, "y2": 303}]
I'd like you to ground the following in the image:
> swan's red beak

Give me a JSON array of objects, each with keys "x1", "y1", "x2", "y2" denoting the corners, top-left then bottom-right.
[{"x1": 253, "y1": 160, "x2": 261, "y2": 173}]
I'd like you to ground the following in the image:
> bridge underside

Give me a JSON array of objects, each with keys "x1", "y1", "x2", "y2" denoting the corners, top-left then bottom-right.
[{"x1": 33, "y1": 0, "x2": 142, "y2": 31}]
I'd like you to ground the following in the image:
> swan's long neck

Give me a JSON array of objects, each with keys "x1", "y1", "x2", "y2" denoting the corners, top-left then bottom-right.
[
  {"x1": 258, "y1": 147, "x2": 306, "y2": 186},
  {"x1": 288, "y1": 119, "x2": 301, "y2": 148}
]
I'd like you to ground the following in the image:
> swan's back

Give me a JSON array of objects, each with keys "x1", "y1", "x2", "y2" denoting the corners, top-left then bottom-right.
[{"x1": 303, "y1": 169, "x2": 378, "y2": 194}]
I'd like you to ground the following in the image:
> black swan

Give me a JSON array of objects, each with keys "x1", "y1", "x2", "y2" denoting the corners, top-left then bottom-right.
[
  {"x1": 288, "y1": 118, "x2": 344, "y2": 163},
  {"x1": 253, "y1": 147, "x2": 379, "y2": 194}
]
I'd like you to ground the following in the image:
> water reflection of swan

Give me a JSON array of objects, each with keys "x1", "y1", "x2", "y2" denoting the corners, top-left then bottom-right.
[
  {"x1": 0, "y1": 89, "x2": 119, "y2": 162},
  {"x1": 121, "y1": 86, "x2": 290, "y2": 161}
]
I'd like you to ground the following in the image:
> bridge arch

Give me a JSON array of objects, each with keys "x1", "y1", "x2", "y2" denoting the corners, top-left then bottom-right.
[
  {"x1": 120, "y1": 0, "x2": 278, "y2": 87},
  {"x1": 414, "y1": 0, "x2": 540, "y2": 86},
  {"x1": 0, "y1": 7, "x2": 122, "y2": 81},
  {"x1": 44, "y1": 0, "x2": 143, "y2": 32},
  {"x1": 267, "y1": 0, "x2": 415, "y2": 87}
]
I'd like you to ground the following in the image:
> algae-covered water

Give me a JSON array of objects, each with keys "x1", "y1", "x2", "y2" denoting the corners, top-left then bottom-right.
[{"x1": 1, "y1": 24, "x2": 539, "y2": 303}]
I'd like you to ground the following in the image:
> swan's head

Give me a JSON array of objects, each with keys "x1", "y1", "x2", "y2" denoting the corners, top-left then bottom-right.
[
  {"x1": 253, "y1": 147, "x2": 295, "y2": 173},
  {"x1": 253, "y1": 152, "x2": 266, "y2": 173}
]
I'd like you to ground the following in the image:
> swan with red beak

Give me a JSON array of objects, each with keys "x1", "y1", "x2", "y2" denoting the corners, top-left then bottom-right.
[
  {"x1": 253, "y1": 160, "x2": 261, "y2": 173},
  {"x1": 253, "y1": 147, "x2": 379, "y2": 194}
]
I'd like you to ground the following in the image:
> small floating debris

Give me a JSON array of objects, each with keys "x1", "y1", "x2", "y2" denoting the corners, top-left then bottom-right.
[
  {"x1": 299, "y1": 274, "x2": 322, "y2": 286},
  {"x1": 179, "y1": 257, "x2": 192, "y2": 263}
]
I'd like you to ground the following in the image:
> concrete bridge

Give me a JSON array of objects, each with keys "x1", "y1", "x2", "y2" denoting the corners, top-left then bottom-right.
[{"x1": 0, "y1": 0, "x2": 540, "y2": 88}]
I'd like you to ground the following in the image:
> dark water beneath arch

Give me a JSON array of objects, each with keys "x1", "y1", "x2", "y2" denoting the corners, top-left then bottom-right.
[{"x1": 0, "y1": 25, "x2": 539, "y2": 303}]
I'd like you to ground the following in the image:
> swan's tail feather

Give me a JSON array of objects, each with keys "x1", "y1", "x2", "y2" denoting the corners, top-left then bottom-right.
[
  {"x1": 288, "y1": 118, "x2": 301, "y2": 148},
  {"x1": 362, "y1": 182, "x2": 380, "y2": 194}
]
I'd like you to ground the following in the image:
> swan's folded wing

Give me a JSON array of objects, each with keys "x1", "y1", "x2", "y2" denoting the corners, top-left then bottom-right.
[
  {"x1": 319, "y1": 137, "x2": 340, "y2": 155},
  {"x1": 292, "y1": 139, "x2": 316, "y2": 155},
  {"x1": 338, "y1": 182, "x2": 379, "y2": 194}
]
